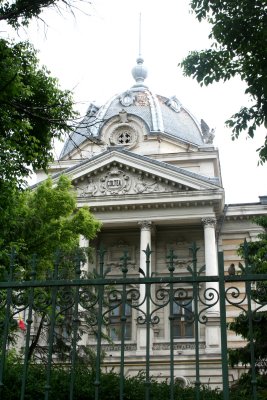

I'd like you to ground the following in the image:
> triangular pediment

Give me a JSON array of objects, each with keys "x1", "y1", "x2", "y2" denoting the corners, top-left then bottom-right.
[
  {"x1": 55, "y1": 149, "x2": 221, "y2": 199},
  {"x1": 75, "y1": 164, "x2": 190, "y2": 197}
]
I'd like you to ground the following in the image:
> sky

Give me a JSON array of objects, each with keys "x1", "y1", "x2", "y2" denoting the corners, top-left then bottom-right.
[{"x1": 6, "y1": 0, "x2": 266, "y2": 204}]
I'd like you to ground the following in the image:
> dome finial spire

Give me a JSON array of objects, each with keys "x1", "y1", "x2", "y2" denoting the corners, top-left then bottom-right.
[
  {"x1": 139, "y1": 12, "x2": 142, "y2": 58},
  {"x1": 132, "y1": 12, "x2": 148, "y2": 87}
]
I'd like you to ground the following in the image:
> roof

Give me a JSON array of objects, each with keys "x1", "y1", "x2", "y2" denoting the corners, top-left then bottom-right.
[{"x1": 60, "y1": 57, "x2": 207, "y2": 159}]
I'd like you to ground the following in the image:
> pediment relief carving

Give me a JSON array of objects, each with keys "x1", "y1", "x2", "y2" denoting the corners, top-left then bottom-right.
[{"x1": 75, "y1": 164, "x2": 194, "y2": 197}]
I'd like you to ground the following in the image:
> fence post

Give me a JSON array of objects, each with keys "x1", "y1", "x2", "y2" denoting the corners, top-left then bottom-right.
[
  {"x1": 218, "y1": 251, "x2": 229, "y2": 399},
  {"x1": 0, "y1": 249, "x2": 16, "y2": 400}
]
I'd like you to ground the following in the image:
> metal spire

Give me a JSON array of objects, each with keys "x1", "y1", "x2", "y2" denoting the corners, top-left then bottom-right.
[
  {"x1": 132, "y1": 12, "x2": 148, "y2": 87},
  {"x1": 139, "y1": 12, "x2": 142, "y2": 58}
]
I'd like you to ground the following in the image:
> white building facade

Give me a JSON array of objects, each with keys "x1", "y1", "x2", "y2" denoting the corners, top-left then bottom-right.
[{"x1": 37, "y1": 57, "x2": 267, "y2": 387}]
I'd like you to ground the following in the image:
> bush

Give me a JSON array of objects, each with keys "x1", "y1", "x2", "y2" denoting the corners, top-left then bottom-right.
[
  {"x1": 4, "y1": 353, "x2": 267, "y2": 399},
  {"x1": 0, "y1": 355, "x2": 243, "y2": 400}
]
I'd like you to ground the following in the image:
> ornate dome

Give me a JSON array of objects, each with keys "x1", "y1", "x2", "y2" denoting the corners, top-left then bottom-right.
[{"x1": 60, "y1": 59, "x2": 209, "y2": 159}]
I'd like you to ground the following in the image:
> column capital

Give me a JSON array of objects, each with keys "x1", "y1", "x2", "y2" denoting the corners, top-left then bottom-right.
[
  {"x1": 138, "y1": 220, "x2": 152, "y2": 231},
  {"x1": 202, "y1": 217, "x2": 216, "y2": 228}
]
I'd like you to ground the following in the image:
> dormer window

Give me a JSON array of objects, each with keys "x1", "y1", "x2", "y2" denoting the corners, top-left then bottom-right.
[
  {"x1": 118, "y1": 131, "x2": 132, "y2": 144},
  {"x1": 110, "y1": 126, "x2": 137, "y2": 147}
]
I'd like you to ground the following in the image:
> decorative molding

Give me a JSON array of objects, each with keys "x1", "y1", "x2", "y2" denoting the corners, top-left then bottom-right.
[
  {"x1": 89, "y1": 344, "x2": 137, "y2": 352},
  {"x1": 200, "y1": 119, "x2": 215, "y2": 144},
  {"x1": 118, "y1": 110, "x2": 129, "y2": 123},
  {"x1": 119, "y1": 91, "x2": 135, "y2": 107},
  {"x1": 202, "y1": 217, "x2": 216, "y2": 228},
  {"x1": 76, "y1": 178, "x2": 98, "y2": 197},
  {"x1": 110, "y1": 125, "x2": 137, "y2": 147},
  {"x1": 75, "y1": 165, "x2": 185, "y2": 197},
  {"x1": 153, "y1": 342, "x2": 206, "y2": 350},
  {"x1": 86, "y1": 342, "x2": 205, "y2": 352},
  {"x1": 138, "y1": 220, "x2": 152, "y2": 231},
  {"x1": 135, "y1": 92, "x2": 149, "y2": 107},
  {"x1": 134, "y1": 175, "x2": 163, "y2": 194},
  {"x1": 100, "y1": 167, "x2": 131, "y2": 195},
  {"x1": 165, "y1": 96, "x2": 182, "y2": 113}
]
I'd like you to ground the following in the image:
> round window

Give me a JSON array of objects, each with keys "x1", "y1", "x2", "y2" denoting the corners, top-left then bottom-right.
[
  {"x1": 117, "y1": 131, "x2": 132, "y2": 144},
  {"x1": 110, "y1": 125, "x2": 137, "y2": 148}
]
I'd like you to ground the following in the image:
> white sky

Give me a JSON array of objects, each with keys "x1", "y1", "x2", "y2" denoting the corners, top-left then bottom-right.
[{"x1": 6, "y1": 0, "x2": 266, "y2": 204}]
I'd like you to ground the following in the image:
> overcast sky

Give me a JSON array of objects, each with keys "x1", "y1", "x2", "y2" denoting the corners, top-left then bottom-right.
[{"x1": 7, "y1": 0, "x2": 266, "y2": 204}]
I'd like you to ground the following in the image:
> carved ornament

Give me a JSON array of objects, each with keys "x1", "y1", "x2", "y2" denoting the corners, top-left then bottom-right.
[
  {"x1": 202, "y1": 218, "x2": 216, "y2": 228},
  {"x1": 75, "y1": 166, "x2": 187, "y2": 197},
  {"x1": 100, "y1": 167, "x2": 130, "y2": 195},
  {"x1": 119, "y1": 91, "x2": 135, "y2": 107},
  {"x1": 135, "y1": 92, "x2": 149, "y2": 106},
  {"x1": 166, "y1": 96, "x2": 182, "y2": 113},
  {"x1": 138, "y1": 221, "x2": 152, "y2": 231}
]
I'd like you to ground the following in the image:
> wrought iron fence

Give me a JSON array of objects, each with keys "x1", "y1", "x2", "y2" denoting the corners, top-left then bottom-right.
[{"x1": 0, "y1": 243, "x2": 266, "y2": 400}]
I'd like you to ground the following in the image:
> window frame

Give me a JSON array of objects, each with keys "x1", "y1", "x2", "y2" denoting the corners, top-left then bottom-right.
[
  {"x1": 108, "y1": 301, "x2": 132, "y2": 341},
  {"x1": 171, "y1": 298, "x2": 194, "y2": 339}
]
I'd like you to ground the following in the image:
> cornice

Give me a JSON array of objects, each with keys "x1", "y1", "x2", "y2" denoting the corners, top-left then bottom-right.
[
  {"x1": 224, "y1": 203, "x2": 267, "y2": 220},
  {"x1": 78, "y1": 189, "x2": 224, "y2": 215}
]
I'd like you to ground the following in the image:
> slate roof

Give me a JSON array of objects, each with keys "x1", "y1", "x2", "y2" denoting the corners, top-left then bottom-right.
[{"x1": 60, "y1": 89, "x2": 204, "y2": 159}]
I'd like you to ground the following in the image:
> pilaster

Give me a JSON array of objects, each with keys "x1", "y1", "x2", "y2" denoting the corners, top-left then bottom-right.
[{"x1": 202, "y1": 218, "x2": 221, "y2": 353}]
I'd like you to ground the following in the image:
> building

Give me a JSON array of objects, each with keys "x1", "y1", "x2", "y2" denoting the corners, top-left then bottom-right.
[{"x1": 36, "y1": 55, "x2": 267, "y2": 387}]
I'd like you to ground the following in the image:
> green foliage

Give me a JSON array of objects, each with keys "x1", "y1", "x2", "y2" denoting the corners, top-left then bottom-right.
[
  {"x1": 230, "y1": 372, "x2": 267, "y2": 400},
  {"x1": 1, "y1": 356, "x2": 225, "y2": 400},
  {"x1": 0, "y1": 0, "x2": 75, "y2": 27},
  {"x1": 238, "y1": 216, "x2": 267, "y2": 273},
  {"x1": 0, "y1": 38, "x2": 75, "y2": 185},
  {"x1": 228, "y1": 312, "x2": 267, "y2": 369},
  {"x1": 0, "y1": 175, "x2": 101, "y2": 272},
  {"x1": 227, "y1": 216, "x2": 267, "y2": 392},
  {"x1": 181, "y1": 0, "x2": 267, "y2": 162},
  {"x1": 0, "y1": 176, "x2": 101, "y2": 360}
]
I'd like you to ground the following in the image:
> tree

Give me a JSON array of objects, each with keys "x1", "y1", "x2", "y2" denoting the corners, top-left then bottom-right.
[
  {"x1": 0, "y1": 175, "x2": 101, "y2": 259},
  {"x1": 0, "y1": 175, "x2": 101, "y2": 360},
  {"x1": 0, "y1": 0, "x2": 79, "y2": 27},
  {"x1": 228, "y1": 216, "x2": 267, "y2": 393},
  {"x1": 181, "y1": 0, "x2": 267, "y2": 163},
  {"x1": 0, "y1": 38, "x2": 75, "y2": 186},
  {"x1": 0, "y1": 1, "x2": 96, "y2": 187}
]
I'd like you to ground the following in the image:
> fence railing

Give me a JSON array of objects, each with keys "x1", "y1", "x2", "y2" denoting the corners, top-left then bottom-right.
[{"x1": 0, "y1": 243, "x2": 266, "y2": 400}]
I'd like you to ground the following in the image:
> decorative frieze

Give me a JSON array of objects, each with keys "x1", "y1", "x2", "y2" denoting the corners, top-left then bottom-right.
[
  {"x1": 89, "y1": 344, "x2": 137, "y2": 352},
  {"x1": 153, "y1": 342, "x2": 206, "y2": 351},
  {"x1": 85, "y1": 342, "x2": 205, "y2": 352},
  {"x1": 134, "y1": 175, "x2": 161, "y2": 194},
  {"x1": 75, "y1": 165, "x2": 184, "y2": 197}
]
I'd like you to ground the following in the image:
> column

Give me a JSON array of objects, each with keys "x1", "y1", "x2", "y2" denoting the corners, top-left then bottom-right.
[
  {"x1": 202, "y1": 218, "x2": 221, "y2": 353},
  {"x1": 79, "y1": 235, "x2": 89, "y2": 272},
  {"x1": 139, "y1": 220, "x2": 152, "y2": 279},
  {"x1": 79, "y1": 235, "x2": 89, "y2": 346},
  {"x1": 136, "y1": 221, "x2": 153, "y2": 353},
  {"x1": 202, "y1": 218, "x2": 218, "y2": 277}
]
